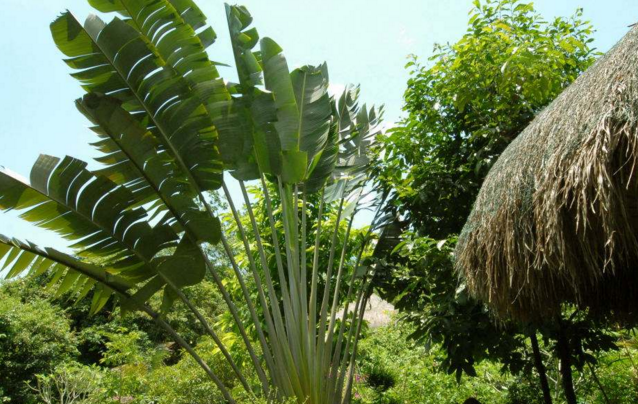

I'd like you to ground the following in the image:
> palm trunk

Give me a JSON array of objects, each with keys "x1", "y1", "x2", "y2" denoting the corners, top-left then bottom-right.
[
  {"x1": 530, "y1": 332, "x2": 553, "y2": 404},
  {"x1": 556, "y1": 321, "x2": 577, "y2": 404}
]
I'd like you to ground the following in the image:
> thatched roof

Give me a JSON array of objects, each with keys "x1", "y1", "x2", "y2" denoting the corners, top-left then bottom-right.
[{"x1": 456, "y1": 26, "x2": 638, "y2": 322}]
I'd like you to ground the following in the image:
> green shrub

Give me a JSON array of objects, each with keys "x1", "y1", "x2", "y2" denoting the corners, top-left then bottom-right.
[
  {"x1": 355, "y1": 321, "x2": 510, "y2": 404},
  {"x1": 29, "y1": 364, "x2": 102, "y2": 404},
  {"x1": 365, "y1": 365, "x2": 396, "y2": 391},
  {"x1": 578, "y1": 355, "x2": 638, "y2": 404},
  {"x1": 0, "y1": 289, "x2": 78, "y2": 403},
  {"x1": 505, "y1": 377, "x2": 545, "y2": 404}
]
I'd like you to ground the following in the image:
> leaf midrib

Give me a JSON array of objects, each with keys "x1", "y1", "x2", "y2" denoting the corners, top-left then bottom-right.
[
  {"x1": 296, "y1": 70, "x2": 307, "y2": 151},
  {"x1": 8, "y1": 170, "x2": 139, "y2": 264},
  {"x1": 82, "y1": 15, "x2": 209, "y2": 206}
]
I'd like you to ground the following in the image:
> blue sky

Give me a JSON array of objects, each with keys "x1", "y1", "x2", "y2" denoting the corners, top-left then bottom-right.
[{"x1": 1, "y1": 0, "x2": 637, "y2": 250}]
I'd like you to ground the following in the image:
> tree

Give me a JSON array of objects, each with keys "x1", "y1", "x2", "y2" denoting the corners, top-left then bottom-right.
[
  {"x1": 0, "y1": 1, "x2": 386, "y2": 403},
  {"x1": 371, "y1": 0, "x2": 599, "y2": 402},
  {"x1": 376, "y1": 0, "x2": 595, "y2": 237}
]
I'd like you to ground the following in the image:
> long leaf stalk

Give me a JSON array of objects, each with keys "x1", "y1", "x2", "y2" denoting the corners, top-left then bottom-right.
[
  {"x1": 159, "y1": 274, "x2": 253, "y2": 394},
  {"x1": 308, "y1": 188, "x2": 326, "y2": 340},
  {"x1": 168, "y1": 160, "x2": 270, "y2": 394},
  {"x1": 334, "y1": 285, "x2": 367, "y2": 403},
  {"x1": 323, "y1": 187, "x2": 367, "y2": 374},
  {"x1": 327, "y1": 243, "x2": 371, "y2": 400},
  {"x1": 202, "y1": 251, "x2": 271, "y2": 394},
  {"x1": 330, "y1": 191, "x2": 388, "y2": 382},
  {"x1": 334, "y1": 190, "x2": 388, "y2": 401},
  {"x1": 335, "y1": 270, "x2": 375, "y2": 402},
  {"x1": 308, "y1": 188, "x2": 326, "y2": 404},
  {"x1": 219, "y1": 233, "x2": 276, "y2": 387},
  {"x1": 142, "y1": 304, "x2": 236, "y2": 403},
  {"x1": 221, "y1": 170, "x2": 380, "y2": 403},
  {"x1": 222, "y1": 183, "x2": 288, "y2": 395},
  {"x1": 239, "y1": 180, "x2": 297, "y2": 396},
  {"x1": 279, "y1": 180, "x2": 309, "y2": 395},
  {"x1": 331, "y1": 204, "x2": 383, "y2": 402},
  {"x1": 342, "y1": 275, "x2": 377, "y2": 404},
  {"x1": 272, "y1": 177, "x2": 378, "y2": 402},
  {"x1": 315, "y1": 196, "x2": 346, "y2": 401},
  {"x1": 261, "y1": 175, "x2": 305, "y2": 397},
  {"x1": 300, "y1": 186, "x2": 311, "y2": 397}
]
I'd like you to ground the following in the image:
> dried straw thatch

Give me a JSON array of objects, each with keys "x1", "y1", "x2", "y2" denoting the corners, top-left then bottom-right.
[{"x1": 456, "y1": 26, "x2": 638, "y2": 322}]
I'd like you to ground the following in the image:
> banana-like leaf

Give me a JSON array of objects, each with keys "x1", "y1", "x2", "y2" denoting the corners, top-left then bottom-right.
[
  {"x1": 0, "y1": 235, "x2": 132, "y2": 313},
  {"x1": 226, "y1": 4, "x2": 263, "y2": 89},
  {"x1": 86, "y1": 0, "x2": 238, "y2": 163},
  {"x1": 259, "y1": 38, "x2": 332, "y2": 185},
  {"x1": 292, "y1": 64, "x2": 332, "y2": 168},
  {"x1": 222, "y1": 4, "x2": 271, "y2": 180},
  {"x1": 251, "y1": 90, "x2": 283, "y2": 177},
  {"x1": 1, "y1": 157, "x2": 208, "y2": 311},
  {"x1": 261, "y1": 37, "x2": 300, "y2": 153},
  {"x1": 304, "y1": 101, "x2": 339, "y2": 193},
  {"x1": 88, "y1": 0, "x2": 210, "y2": 36},
  {"x1": 51, "y1": 12, "x2": 223, "y2": 192},
  {"x1": 324, "y1": 88, "x2": 384, "y2": 202},
  {"x1": 76, "y1": 93, "x2": 221, "y2": 245},
  {"x1": 124, "y1": 235, "x2": 207, "y2": 314},
  {"x1": 156, "y1": 235, "x2": 205, "y2": 289},
  {"x1": 0, "y1": 161, "x2": 173, "y2": 274}
]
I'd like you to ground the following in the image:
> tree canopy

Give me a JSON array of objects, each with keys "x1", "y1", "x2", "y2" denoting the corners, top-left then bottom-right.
[
  {"x1": 372, "y1": 0, "x2": 599, "y2": 383},
  {"x1": 375, "y1": 0, "x2": 596, "y2": 238}
]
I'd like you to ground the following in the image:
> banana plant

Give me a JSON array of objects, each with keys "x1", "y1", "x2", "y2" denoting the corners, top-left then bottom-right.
[{"x1": 0, "y1": 0, "x2": 386, "y2": 402}]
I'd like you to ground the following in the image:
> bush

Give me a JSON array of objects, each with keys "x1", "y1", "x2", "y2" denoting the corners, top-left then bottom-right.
[
  {"x1": 366, "y1": 365, "x2": 396, "y2": 391},
  {"x1": 29, "y1": 364, "x2": 102, "y2": 404},
  {"x1": 355, "y1": 321, "x2": 510, "y2": 404},
  {"x1": 0, "y1": 289, "x2": 78, "y2": 403},
  {"x1": 505, "y1": 377, "x2": 545, "y2": 404},
  {"x1": 577, "y1": 353, "x2": 638, "y2": 404}
]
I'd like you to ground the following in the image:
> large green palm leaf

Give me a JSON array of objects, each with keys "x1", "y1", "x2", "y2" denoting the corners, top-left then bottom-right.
[
  {"x1": 0, "y1": 235, "x2": 131, "y2": 312},
  {"x1": 1, "y1": 160, "x2": 172, "y2": 268},
  {"x1": 51, "y1": 11, "x2": 223, "y2": 193},
  {"x1": 0, "y1": 159, "x2": 211, "y2": 301},
  {"x1": 76, "y1": 93, "x2": 221, "y2": 244},
  {"x1": 86, "y1": 0, "x2": 243, "y2": 164}
]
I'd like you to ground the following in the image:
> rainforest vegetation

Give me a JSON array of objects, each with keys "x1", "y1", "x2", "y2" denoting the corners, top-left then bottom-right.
[{"x1": 1, "y1": 0, "x2": 638, "y2": 403}]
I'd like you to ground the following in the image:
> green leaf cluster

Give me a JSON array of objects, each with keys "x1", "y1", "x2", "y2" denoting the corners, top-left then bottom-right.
[{"x1": 371, "y1": 0, "x2": 598, "y2": 380}]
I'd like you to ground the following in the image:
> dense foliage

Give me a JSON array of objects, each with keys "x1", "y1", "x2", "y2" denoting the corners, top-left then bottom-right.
[
  {"x1": 376, "y1": 0, "x2": 596, "y2": 237},
  {"x1": 3, "y1": 272, "x2": 636, "y2": 404},
  {"x1": 371, "y1": 0, "x2": 601, "y2": 383},
  {"x1": 0, "y1": 287, "x2": 77, "y2": 402},
  {"x1": 352, "y1": 322, "x2": 638, "y2": 404},
  {"x1": 2, "y1": 0, "x2": 638, "y2": 403}
]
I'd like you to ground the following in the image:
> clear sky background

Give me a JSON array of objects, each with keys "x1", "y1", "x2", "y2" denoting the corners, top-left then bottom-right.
[{"x1": 1, "y1": 0, "x2": 637, "y2": 251}]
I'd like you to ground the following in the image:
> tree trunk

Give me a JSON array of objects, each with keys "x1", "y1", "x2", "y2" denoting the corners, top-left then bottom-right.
[
  {"x1": 556, "y1": 321, "x2": 577, "y2": 404},
  {"x1": 530, "y1": 332, "x2": 553, "y2": 404},
  {"x1": 587, "y1": 362, "x2": 611, "y2": 404}
]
